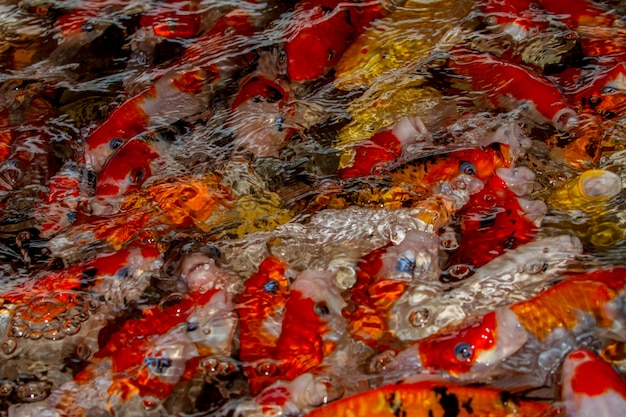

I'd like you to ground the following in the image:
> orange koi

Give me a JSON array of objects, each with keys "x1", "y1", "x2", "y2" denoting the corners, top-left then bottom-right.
[
  {"x1": 561, "y1": 349, "x2": 626, "y2": 417},
  {"x1": 447, "y1": 48, "x2": 578, "y2": 131},
  {"x1": 235, "y1": 256, "x2": 291, "y2": 394},
  {"x1": 285, "y1": 0, "x2": 387, "y2": 82},
  {"x1": 0, "y1": 245, "x2": 161, "y2": 306},
  {"x1": 84, "y1": 67, "x2": 213, "y2": 173},
  {"x1": 392, "y1": 267, "x2": 626, "y2": 379},
  {"x1": 138, "y1": 0, "x2": 205, "y2": 40},
  {"x1": 304, "y1": 379, "x2": 558, "y2": 417},
  {"x1": 345, "y1": 230, "x2": 440, "y2": 350},
  {"x1": 236, "y1": 256, "x2": 290, "y2": 362}
]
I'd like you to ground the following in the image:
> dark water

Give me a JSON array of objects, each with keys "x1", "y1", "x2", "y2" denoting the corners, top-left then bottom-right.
[{"x1": 0, "y1": 0, "x2": 625, "y2": 416}]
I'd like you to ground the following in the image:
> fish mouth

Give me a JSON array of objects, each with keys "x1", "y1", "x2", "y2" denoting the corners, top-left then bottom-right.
[
  {"x1": 471, "y1": 308, "x2": 528, "y2": 374},
  {"x1": 552, "y1": 108, "x2": 578, "y2": 131}
]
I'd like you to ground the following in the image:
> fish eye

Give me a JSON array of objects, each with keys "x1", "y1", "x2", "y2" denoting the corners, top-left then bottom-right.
[
  {"x1": 602, "y1": 86, "x2": 618, "y2": 95},
  {"x1": 524, "y1": 261, "x2": 548, "y2": 274},
  {"x1": 314, "y1": 301, "x2": 330, "y2": 316},
  {"x1": 263, "y1": 279, "x2": 279, "y2": 295},
  {"x1": 454, "y1": 342, "x2": 473, "y2": 362},
  {"x1": 186, "y1": 322, "x2": 198, "y2": 332},
  {"x1": 145, "y1": 357, "x2": 172, "y2": 373},
  {"x1": 81, "y1": 21, "x2": 94, "y2": 33},
  {"x1": 109, "y1": 138, "x2": 123, "y2": 150},
  {"x1": 396, "y1": 255, "x2": 416, "y2": 274},
  {"x1": 327, "y1": 49, "x2": 335, "y2": 62},
  {"x1": 460, "y1": 161, "x2": 477, "y2": 175},
  {"x1": 128, "y1": 168, "x2": 145, "y2": 185}
]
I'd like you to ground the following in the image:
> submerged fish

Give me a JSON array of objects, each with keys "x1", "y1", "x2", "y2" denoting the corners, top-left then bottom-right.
[
  {"x1": 303, "y1": 379, "x2": 558, "y2": 417},
  {"x1": 389, "y1": 234, "x2": 583, "y2": 342},
  {"x1": 561, "y1": 349, "x2": 626, "y2": 417},
  {"x1": 385, "y1": 266, "x2": 626, "y2": 380}
]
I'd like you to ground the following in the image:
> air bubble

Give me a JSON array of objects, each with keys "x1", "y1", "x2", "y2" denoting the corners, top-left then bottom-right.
[
  {"x1": 1, "y1": 339, "x2": 17, "y2": 355},
  {"x1": 256, "y1": 361, "x2": 278, "y2": 376},
  {"x1": 63, "y1": 320, "x2": 81, "y2": 335},
  {"x1": 408, "y1": 308, "x2": 431, "y2": 327},
  {"x1": 16, "y1": 381, "x2": 51, "y2": 402},
  {"x1": 158, "y1": 293, "x2": 193, "y2": 317}
]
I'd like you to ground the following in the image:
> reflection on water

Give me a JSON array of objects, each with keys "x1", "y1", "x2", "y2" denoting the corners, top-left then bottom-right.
[{"x1": 0, "y1": 0, "x2": 626, "y2": 416}]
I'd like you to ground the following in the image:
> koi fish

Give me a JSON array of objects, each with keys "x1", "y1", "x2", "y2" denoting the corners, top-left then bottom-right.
[
  {"x1": 479, "y1": 0, "x2": 549, "y2": 41},
  {"x1": 389, "y1": 234, "x2": 583, "y2": 342},
  {"x1": 236, "y1": 256, "x2": 290, "y2": 363},
  {"x1": 84, "y1": 67, "x2": 214, "y2": 173},
  {"x1": 570, "y1": 62, "x2": 626, "y2": 118},
  {"x1": 337, "y1": 116, "x2": 431, "y2": 178},
  {"x1": 447, "y1": 48, "x2": 578, "y2": 131},
  {"x1": 548, "y1": 169, "x2": 622, "y2": 216},
  {"x1": 303, "y1": 380, "x2": 558, "y2": 416},
  {"x1": 345, "y1": 230, "x2": 440, "y2": 350},
  {"x1": 228, "y1": 51, "x2": 298, "y2": 158},
  {"x1": 441, "y1": 168, "x2": 546, "y2": 277},
  {"x1": 138, "y1": 0, "x2": 206, "y2": 40},
  {"x1": 94, "y1": 133, "x2": 168, "y2": 199},
  {"x1": 284, "y1": 0, "x2": 387, "y2": 82},
  {"x1": 561, "y1": 349, "x2": 626, "y2": 417},
  {"x1": 385, "y1": 267, "x2": 626, "y2": 380},
  {"x1": 244, "y1": 269, "x2": 348, "y2": 395},
  {"x1": 235, "y1": 256, "x2": 291, "y2": 394},
  {"x1": 334, "y1": 0, "x2": 474, "y2": 90},
  {"x1": 16, "y1": 288, "x2": 237, "y2": 416}
]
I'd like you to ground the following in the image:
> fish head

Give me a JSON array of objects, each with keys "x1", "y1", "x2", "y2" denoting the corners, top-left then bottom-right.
[
  {"x1": 561, "y1": 349, "x2": 626, "y2": 416},
  {"x1": 415, "y1": 308, "x2": 528, "y2": 378},
  {"x1": 95, "y1": 135, "x2": 164, "y2": 198}
]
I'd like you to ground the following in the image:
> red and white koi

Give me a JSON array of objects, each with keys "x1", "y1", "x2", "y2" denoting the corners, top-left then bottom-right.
[
  {"x1": 561, "y1": 349, "x2": 626, "y2": 417},
  {"x1": 389, "y1": 234, "x2": 583, "y2": 342},
  {"x1": 12, "y1": 287, "x2": 237, "y2": 416},
  {"x1": 84, "y1": 67, "x2": 213, "y2": 173},
  {"x1": 447, "y1": 48, "x2": 579, "y2": 131},
  {"x1": 345, "y1": 230, "x2": 441, "y2": 350},
  {"x1": 94, "y1": 132, "x2": 168, "y2": 199},
  {"x1": 338, "y1": 116, "x2": 431, "y2": 179},
  {"x1": 384, "y1": 266, "x2": 626, "y2": 380},
  {"x1": 441, "y1": 167, "x2": 546, "y2": 277}
]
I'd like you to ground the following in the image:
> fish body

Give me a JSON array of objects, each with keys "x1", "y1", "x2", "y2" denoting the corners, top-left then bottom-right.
[
  {"x1": 447, "y1": 48, "x2": 578, "y2": 131},
  {"x1": 285, "y1": 0, "x2": 386, "y2": 82},
  {"x1": 304, "y1": 379, "x2": 558, "y2": 417},
  {"x1": 539, "y1": 0, "x2": 615, "y2": 28},
  {"x1": 442, "y1": 170, "x2": 544, "y2": 275},
  {"x1": 84, "y1": 67, "x2": 213, "y2": 172},
  {"x1": 570, "y1": 62, "x2": 626, "y2": 118},
  {"x1": 334, "y1": 0, "x2": 474, "y2": 90},
  {"x1": 389, "y1": 234, "x2": 583, "y2": 342},
  {"x1": 479, "y1": 0, "x2": 549, "y2": 41},
  {"x1": 561, "y1": 349, "x2": 626, "y2": 417},
  {"x1": 138, "y1": 0, "x2": 205, "y2": 39},
  {"x1": 27, "y1": 288, "x2": 237, "y2": 416},
  {"x1": 338, "y1": 116, "x2": 431, "y2": 178},
  {"x1": 346, "y1": 230, "x2": 440, "y2": 349},
  {"x1": 390, "y1": 267, "x2": 626, "y2": 379}
]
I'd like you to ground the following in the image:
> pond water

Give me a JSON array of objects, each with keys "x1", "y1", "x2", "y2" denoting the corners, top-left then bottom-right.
[{"x1": 0, "y1": 0, "x2": 626, "y2": 416}]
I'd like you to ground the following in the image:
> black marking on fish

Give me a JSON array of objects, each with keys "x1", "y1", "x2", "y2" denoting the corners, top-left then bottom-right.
[
  {"x1": 462, "y1": 397, "x2": 473, "y2": 414},
  {"x1": 386, "y1": 391, "x2": 406, "y2": 417},
  {"x1": 434, "y1": 387, "x2": 460, "y2": 417}
]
